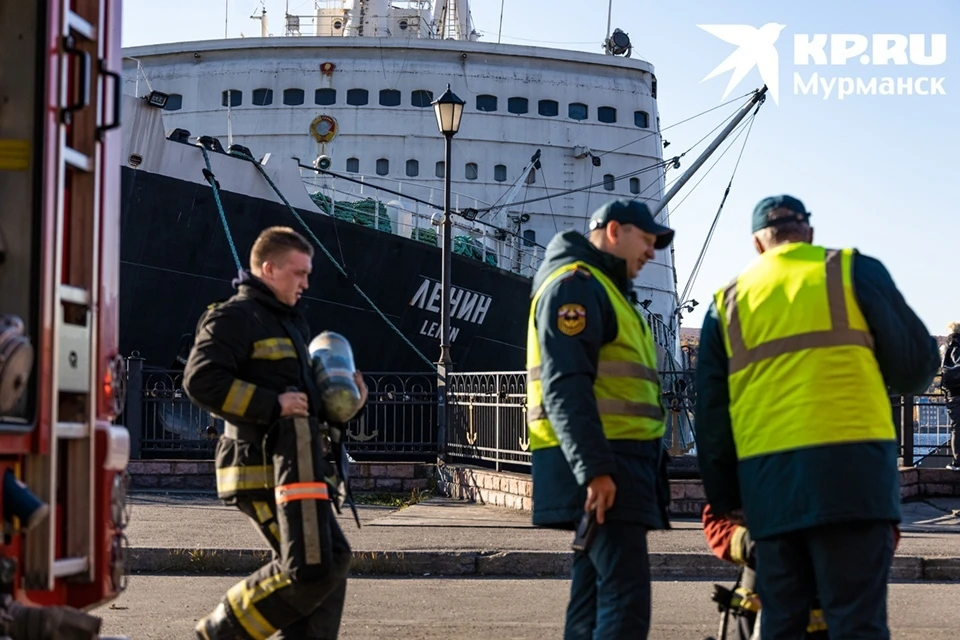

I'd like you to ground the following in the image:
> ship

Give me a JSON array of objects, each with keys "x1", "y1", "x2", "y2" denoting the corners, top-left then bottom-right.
[{"x1": 118, "y1": 0, "x2": 764, "y2": 375}]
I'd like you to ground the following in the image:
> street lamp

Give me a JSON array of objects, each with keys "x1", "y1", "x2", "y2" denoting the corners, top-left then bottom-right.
[{"x1": 432, "y1": 84, "x2": 465, "y2": 368}]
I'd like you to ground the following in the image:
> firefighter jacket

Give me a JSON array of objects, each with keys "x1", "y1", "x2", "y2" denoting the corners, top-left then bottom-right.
[
  {"x1": 183, "y1": 270, "x2": 327, "y2": 502},
  {"x1": 525, "y1": 229, "x2": 670, "y2": 530},
  {"x1": 695, "y1": 242, "x2": 939, "y2": 539}
]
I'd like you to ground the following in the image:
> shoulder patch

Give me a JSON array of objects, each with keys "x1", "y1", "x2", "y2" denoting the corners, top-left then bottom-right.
[{"x1": 557, "y1": 303, "x2": 586, "y2": 336}]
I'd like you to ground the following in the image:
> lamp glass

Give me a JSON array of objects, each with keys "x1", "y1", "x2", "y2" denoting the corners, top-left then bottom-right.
[{"x1": 432, "y1": 84, "x2": 466, "y2": 136}]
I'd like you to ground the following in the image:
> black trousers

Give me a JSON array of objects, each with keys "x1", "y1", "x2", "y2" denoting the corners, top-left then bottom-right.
[
  {"x1": 201, "y1": 418, "x2": 352, "y2": 640},
  {"x1": 754, "y1": 520, "x2": 895, "y2": 640}
]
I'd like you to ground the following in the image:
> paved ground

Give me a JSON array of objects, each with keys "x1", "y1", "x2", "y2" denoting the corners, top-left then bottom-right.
[
  {"x1": 95, "y1": 575, "x2": 960, "y2": 639},
  {"x1": 124, "y1": 492, "x2": 960, "y2": 557}
]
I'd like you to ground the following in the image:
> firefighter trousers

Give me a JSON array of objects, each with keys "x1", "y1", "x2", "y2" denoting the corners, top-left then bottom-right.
[{"x1": 201, "y1": 418, "x2": 352, "y2": 640}]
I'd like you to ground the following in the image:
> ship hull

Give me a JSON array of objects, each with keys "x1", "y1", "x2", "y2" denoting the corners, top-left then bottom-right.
[{"x1": 119, "y1": 167, "x2": 533, "y2": 373}]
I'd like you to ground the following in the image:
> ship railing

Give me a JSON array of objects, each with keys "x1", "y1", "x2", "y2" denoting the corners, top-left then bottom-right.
[
  {"x1": 301, "y1": 174, "x2": 546, "y2": 277},
  {"x1": 892, "y1": 393, "x2": 953, "y2": 467}
]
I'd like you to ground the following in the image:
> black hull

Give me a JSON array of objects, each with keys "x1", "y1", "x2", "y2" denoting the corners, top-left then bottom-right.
[{"x1": 119, "y1": 168, "x2": 533, "y2": 373}]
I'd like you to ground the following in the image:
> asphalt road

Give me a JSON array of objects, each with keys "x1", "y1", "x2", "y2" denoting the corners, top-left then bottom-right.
[{"x1": 97, "y1": 575, "x2": 960, "y2": 639}]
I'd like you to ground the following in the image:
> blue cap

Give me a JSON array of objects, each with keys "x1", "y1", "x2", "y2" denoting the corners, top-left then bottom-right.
[
  {"x1": 752, "y1": 195, "x2": 810, "y2": 233},
  {"x1": 588, "y1": 199, "x2": 675, "y2": 249}
]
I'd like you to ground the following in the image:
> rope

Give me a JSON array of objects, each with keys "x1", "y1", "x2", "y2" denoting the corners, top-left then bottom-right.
[
  {"x1": 200, "y1": 146, "x2": 242, "y2": 271},
  {"x1": 229, "y1": 150, "x2": 442, "y2": 375}
]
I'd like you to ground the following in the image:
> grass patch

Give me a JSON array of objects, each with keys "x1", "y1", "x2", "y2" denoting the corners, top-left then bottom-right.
[{"x1": 352, "y1": 487, "x2": 433, "y2": 509}]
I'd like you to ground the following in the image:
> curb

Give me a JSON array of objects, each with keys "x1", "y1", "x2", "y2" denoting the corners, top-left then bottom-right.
[{"x1": 125, "y1": 548, "x2": 960, "y2": 581}]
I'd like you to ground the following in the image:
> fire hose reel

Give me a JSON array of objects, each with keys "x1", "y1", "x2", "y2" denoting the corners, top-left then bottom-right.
[{"x1": 0, "y1": 315, "x2": 33, "y2": 415}]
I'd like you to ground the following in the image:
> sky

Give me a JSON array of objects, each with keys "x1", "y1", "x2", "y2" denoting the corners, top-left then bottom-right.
[{"x1": 121, "y1": 0, "x2": 959, "y2": 334}]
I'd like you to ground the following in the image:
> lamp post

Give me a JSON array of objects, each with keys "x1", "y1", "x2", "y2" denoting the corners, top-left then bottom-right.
[
  {"x1": 431, "y1": 84, "x2": 464, "y2": 463},
  {"x1": 431, "y1": 84, "x2": 465, "y2": 368}
]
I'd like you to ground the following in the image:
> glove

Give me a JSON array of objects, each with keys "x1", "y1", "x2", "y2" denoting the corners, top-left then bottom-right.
[{"x1": 730, "y1": 525, "x2": 756, "y2": 569}]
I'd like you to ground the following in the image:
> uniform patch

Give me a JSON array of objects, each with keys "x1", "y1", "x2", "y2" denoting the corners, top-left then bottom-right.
[{"x1": 557, "y1": 303, "x2": 586, "y2": 336}]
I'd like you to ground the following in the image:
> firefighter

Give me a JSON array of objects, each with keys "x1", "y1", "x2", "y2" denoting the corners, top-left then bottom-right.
[
  {"x1": 526, "y1": 199, "x2": 674, "y2": 639},
  {"x1": 694, "y1": 195, "x2": 938, "y2": 638},
  {"x1": 183, "y1": 226, "x2": 368, "y2": 640}
]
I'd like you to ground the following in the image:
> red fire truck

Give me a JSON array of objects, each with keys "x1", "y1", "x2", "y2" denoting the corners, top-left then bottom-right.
[{"x1": 0, "y1": 0, "x2": 130, "y2": 637}]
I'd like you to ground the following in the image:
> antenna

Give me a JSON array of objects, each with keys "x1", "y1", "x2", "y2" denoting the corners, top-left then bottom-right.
[
  {"x1": 224, "y1": 0, "x2": 228, "y2": 38},
  {"x1": 605, "y1": 0, "x2": 612, "y2": 43}
]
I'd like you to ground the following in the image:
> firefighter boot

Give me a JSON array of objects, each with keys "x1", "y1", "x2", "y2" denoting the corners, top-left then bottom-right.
[{"x1": 195, "y1": 602, "x2": 244, "y2": 640}]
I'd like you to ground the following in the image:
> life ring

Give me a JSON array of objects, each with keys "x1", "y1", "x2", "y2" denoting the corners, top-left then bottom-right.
[{"x1": 310, "y1": 115, "x2": 338, "y2": 143}]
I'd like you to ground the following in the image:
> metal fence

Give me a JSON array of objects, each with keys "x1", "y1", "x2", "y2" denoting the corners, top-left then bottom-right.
[
  {"x1": 123, "y1": 357, "x2": 437, "y2": 461},
  {"x1": 120, "y1": 355, "x2": 952, "y2": 471}
]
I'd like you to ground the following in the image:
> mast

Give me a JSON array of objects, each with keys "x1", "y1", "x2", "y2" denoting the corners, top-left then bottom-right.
[{"x1": 653, "y1": 86, "x2": 767, "y2": 216}]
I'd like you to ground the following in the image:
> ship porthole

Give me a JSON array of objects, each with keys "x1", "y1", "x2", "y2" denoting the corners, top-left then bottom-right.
[
  {"x1": 128, "y1": 154, "x2": 143, "y2": 168},
  {"x1": 399, "y1": 19, "x2": 408, "y2": 30}
]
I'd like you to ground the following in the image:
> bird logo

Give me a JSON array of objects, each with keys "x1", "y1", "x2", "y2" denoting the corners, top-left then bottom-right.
[{"x1": 698, "y1": 23, "x2": 787, "y2": 105}]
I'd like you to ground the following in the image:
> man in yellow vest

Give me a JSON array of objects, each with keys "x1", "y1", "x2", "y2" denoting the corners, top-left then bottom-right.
[
  {"x1": 695, "y1": 195, "x2": 939, "y2": 639},
  {"x1": 526, "y1": 199, "x2": 674, "y2": 640}
]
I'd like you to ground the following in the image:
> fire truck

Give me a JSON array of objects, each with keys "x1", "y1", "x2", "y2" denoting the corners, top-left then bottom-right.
[{"x1": 0, "y1": 0, "x2": 130, "y2": 637}]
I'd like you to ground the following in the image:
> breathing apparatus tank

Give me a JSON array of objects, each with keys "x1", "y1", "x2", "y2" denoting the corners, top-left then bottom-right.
[{"x1": 309, "y1": 331, "x2": 362, "y2": 423}]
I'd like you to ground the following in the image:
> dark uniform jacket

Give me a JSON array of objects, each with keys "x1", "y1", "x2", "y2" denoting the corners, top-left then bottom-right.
[
  {"x1": 183, "y1": 270, "x2": 326, "y2": 502},
  {"x1": 529, "y1": 230, "x2": 669, "y2": 530},
  {"x1": 695, "y1": 250, "x2": 939, "y2": 539}
]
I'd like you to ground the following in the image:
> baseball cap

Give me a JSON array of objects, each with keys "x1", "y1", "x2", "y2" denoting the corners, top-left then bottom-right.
[
  {"x1": 752, "y1": 195, "x2": 811, "y2": 233},
  {"x1": 588, "y1": 199, "x2": 675, "y2": 249}
]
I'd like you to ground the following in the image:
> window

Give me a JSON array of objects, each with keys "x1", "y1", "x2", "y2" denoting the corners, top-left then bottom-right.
[
  {"x1": 346, "y1": 157, "x2": 359, "y2": 173},
  {"x1": 283, "y1": 88, "x2": 304, "y2": 105},
  {"x1": 379, "y1": 89, "x2": 401, "y2": 106},
  {"x1": 476, "y1": 94, "x2": 497, "y2": 112},
  {"x1": 163, "y1": 94, "x2": 183, "y2": 111},
  {"x1": 598, "y1": 106, "x2": 617, "y2": 123},
  {"x1": 376, "y1": 158, "x2": 389, "y2": 176},
  {"x1": 508, "y1": 97, "x2": 528, "y2": 114},
  {"x1": 568, "y1": 102, "x2": 588, "y2": 121},
  {"x1": 435, "y1": 161, "x2": 445, "y2": 178},
  {"x1": 634, "y1": 110, "x2": 649, "y2": 128},
  {"x1": 406, "y1": 159, "x2": 419, "y2": 177},
  {"x1": 465, "y1": 163, "x2": 478, "y2": 180},
  {"x1": 346, "y1": 89, "x2": 369, "y2": 106},
  {"x1": 603, "y1": 174, "x2": 616, "y2": 191},
  {"x1": 411, "y1": 90, "x2": 433, "y2": 107},
  {"x1": 629, "y1": 177, "x2": 640, "y2": 194},
  {"x1": 315, "y1": 88, "x2": 336, "y2": 105},
  {"x1": 221, "y1": 90, "x2": 242, "y2": 107},
  {"x1": 523, "y1": 229, "x2": 536, "y2": 247},
  {"x1": 252, "y1": 88, "x2": 273, "y2": 106},
  {"x1": 538, "y1": 99, "x2": 559, "y2": 117},
  {"x1": 494, "y1": 164, "x2": 507, "y2": 182}
]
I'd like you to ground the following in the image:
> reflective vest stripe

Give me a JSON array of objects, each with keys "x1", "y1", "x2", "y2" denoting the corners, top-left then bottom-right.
[
  {"x1": 527, "y1": 398, "x2": 664, "y2": 422},
  {"x1": 274, "y1": 482, "x2": 330, "y2": 504},
  {"x1": 527, "y1": 360, "x2": 659, "y2": 383},
  {"x1": 723, "y1": 249, "x2": 874, "y2": 375}
]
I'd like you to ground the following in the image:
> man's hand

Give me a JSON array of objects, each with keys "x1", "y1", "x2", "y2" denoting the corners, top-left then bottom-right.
[
  {"x1": 354, "y1": 371, "x2": 369, "y2": 407},
  {"x1": 278, "y1": 391, "x2": 309, "y2": 417},
  {"x1": 585, "y1": 474, "x2": 616, "y2": 524}
]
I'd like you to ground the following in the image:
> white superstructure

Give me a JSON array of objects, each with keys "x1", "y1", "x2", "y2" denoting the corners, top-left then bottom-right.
[{"x1": 121, "y1": 0, "x2": 682, "y2": 358}]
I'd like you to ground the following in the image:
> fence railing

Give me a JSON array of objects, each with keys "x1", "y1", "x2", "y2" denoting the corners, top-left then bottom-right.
[{"x1": 120, "y1": 356, "x2": 951, "y2": 471}]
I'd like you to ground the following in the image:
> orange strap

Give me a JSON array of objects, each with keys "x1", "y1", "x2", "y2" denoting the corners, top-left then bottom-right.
[{"x1": 275, "y1": 482, "x2": 330, "y2": 504}]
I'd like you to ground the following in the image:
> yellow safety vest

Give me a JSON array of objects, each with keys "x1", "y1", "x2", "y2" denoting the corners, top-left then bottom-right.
[
  {"x1": 526, "y1": 261, "x2": 666, "y2": 450},
  {"x1": 714, "y1": 243, "x2": 894, "y2": 460}
]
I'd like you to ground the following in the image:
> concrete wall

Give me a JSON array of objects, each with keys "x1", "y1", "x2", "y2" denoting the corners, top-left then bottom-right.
[
  {"x1": 129, "y1": 459, "x2": 960, "y2": 516},
  {"x1": 128, "y1": 460, "x2": 433, "y2": 493},
  {"x1": 436, "y1": 462, "x2": 960, "y2": 515}
]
